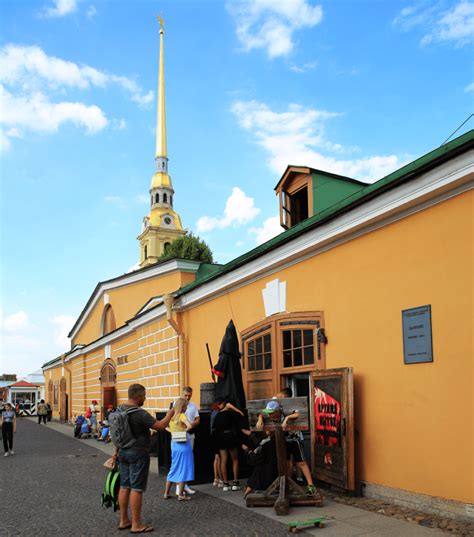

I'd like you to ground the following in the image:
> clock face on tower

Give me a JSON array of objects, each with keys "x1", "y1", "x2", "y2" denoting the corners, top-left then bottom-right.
[{"x1": 162, "y1": 215, "x2": 173, "y2": 226}]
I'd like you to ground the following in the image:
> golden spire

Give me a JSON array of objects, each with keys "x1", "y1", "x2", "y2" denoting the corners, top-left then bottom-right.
[
  {"x1": 138, "y1": 16, "x2": 185, "y2": 268},
  {"x1": 156, "y1": 16, "x2": 167, "y2": 160}
]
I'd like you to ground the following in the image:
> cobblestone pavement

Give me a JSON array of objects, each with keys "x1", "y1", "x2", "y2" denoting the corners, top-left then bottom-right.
[{"x1": 0, "y1": 418, "x2": 290, "y2": 537}]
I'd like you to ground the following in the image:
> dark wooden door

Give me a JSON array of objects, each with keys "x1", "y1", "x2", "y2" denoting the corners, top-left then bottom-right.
[
  {"x1": 312, "y1": 368, "x2": 354, "y2": 491},
  {"x1": 59, "y1": 378, "x2": 68, "y2": 421},
  {"x1": 60, "y1": 393, "x2": 68, "y2": 421},
  {"x1": 103, "y1": 386, "x2": 116, "y2": 416}
]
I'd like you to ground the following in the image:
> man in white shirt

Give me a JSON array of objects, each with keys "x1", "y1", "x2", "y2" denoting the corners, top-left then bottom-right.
[{"x1": 177, "y1": 386, "x2": 200, "y2": 495}]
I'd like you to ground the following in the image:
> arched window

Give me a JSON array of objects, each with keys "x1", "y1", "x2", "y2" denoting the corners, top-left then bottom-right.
[
  {"x1": 144, "y1": 245, "x2": 148, "y2": 260},
  {"x1": 155, "y1": 193, "x2": 159, "y2": 203},
  {"x1": 163, "y1": 193, "x2": 167, "y2": 203},
  {"x1": 164, "y1": 242, "x2": 171, "y2": 253},
  {"x1": 53, "y1": 381, "x2": 59, "y2": 409},
  {"x1": 101, "y1": 360, "x2": 117, "y2": 385},
  {"x1": 101, "y1": 304, "x2": 116, "y2": 336}
]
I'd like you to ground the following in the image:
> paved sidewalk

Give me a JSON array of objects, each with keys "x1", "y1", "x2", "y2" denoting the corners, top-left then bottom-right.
[
  {"x1": 195, "y1": 483, "x2": 445, "y2": 537},
  {"x1": 6, "y1": 418, "x2": 446, "y2": 536}
]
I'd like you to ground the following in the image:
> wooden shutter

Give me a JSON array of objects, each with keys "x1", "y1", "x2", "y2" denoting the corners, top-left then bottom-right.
[{"x1": 312, "y1": 367, "x2": 354, "y2": 491}]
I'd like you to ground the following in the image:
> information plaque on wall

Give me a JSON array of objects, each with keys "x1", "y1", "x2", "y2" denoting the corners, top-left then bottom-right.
[{"x1": 402, "y1": 305, "x2": 433, "y2": 364}]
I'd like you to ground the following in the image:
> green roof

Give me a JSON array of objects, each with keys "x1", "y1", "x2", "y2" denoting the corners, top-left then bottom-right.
[
  {"x1": 177, "y1": 130, "x2": 473, "y2": 297},
  {"x1": 41, "y1": 355, "x2": 63, "y2": 369}
]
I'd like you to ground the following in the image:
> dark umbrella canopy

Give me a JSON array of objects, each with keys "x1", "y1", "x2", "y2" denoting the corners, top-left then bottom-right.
[{"x1": 213, "y1": 319, "x2": 246, "y2": 411}]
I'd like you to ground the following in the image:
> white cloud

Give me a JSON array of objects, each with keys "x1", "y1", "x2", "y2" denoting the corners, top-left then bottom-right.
[
  {"x1": 1, "y1": 310, "x2": 30, "y2": 332},
  {"x1": 113, "y1": 118, "x2": 127, "y2": 130},
  {"x1": 1, "y1": 127, "x2": 22, "y2": 151},
  {"x1": 0, "y1": 309, "x2": 73, "y2": 376},
  {"x1": 0, "y1": 45, "x2": 152, "y2": 103},
  {"x1": 465, "y1": 82, "x2": 474, "y2": 92},
  {"x1": 1, "y1": 85, "x2": 108, "y2": 135},
  {"x1": 0, "y1": 44, "x2": 153, "y2": 149},
  {"x1": 51, "y1": 315, "x2": 75, "y2": 347},
  {"x1": 41, "y1": 0, "x2": 78, "y2": 18},
  {"x1": 231, "y1": 99, "x2": 402, "y2": 182},
  {"x1": 126, "y1": 262, "x2": 141, "y2": 274},
  {"x1": 249, "y1": 216, "x2": 284, "y2": 245},
  {"x1": 196, "y1": 187, "x2": 261, "y2": 232},
  {"x1": 227, "y1": 0, "x2": 323, "y2": 58},
  {"x1": 394, "y1": 1, "x2": 474, "y2": 47},
  {"x1": 0, "y1": 131, "x2": 11, "y2": 151},
  {"x1": 86, "y1": 5, "x2": 97, "y2": 19},
  {"x1": 109, "y1": 75, "x2": 154, "y2": 106},
  {"x1": 289, "y1": 60, "x2": 318, "y2": 73},
  {"x1": 429, "y1": 1, "x2": 474, "y2": 46}
]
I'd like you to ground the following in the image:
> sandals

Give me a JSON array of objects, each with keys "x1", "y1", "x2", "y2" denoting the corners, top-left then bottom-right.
[
  {"x1": 177, "y1": 495, "x2": 191, "y2": 501},
  {"x1": 130, "y1": 526, "x2": 154, "y2": 534},
  {"x1": 163, "y1": 493, "x2": 171, "y2": 499}
]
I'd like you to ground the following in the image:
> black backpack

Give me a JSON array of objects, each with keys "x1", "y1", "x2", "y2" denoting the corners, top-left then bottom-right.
[{"x1": 109, "y1": 406, "x2": 141, "y2": 449}]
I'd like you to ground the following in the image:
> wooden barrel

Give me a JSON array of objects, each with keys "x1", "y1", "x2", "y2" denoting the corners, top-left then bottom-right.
[{"x1": 200, "y1": 382, "x2": 216, "y2": 410}]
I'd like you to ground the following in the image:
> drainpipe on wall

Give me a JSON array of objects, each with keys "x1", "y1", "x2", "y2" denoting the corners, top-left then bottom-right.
[
  {"x1": 163, "y1": 294, "x2": 185, "y2": 392},
  {"x1": 61, "y1": 353, "x2": 73, "y2": 422}
]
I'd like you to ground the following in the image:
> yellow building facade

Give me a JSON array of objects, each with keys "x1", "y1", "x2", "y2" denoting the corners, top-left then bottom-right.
[
  {"x1": 44, "y1": 130, "x2": 473, "y2": 516},
  {"x1": 42, "y1": 13, "x2": 474, "y2": 521}
]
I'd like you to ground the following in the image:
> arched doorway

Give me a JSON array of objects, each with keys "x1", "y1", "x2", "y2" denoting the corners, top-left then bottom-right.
[
  {"x1": 100, "y1": 359, "x2": 117, "y2": 417},
  {"x1": 59, "y1": 377, "x2": 68, "y2": 421}
]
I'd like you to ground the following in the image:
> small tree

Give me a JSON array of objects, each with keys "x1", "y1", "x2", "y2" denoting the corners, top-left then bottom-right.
[{"x1": 159, "y1": 232, "x2": 214, "y2": 263}]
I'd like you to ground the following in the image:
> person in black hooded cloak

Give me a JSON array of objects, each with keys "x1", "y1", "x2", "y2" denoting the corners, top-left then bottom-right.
[{"x1": 212, "y1": 320, "x2": 246, "y2": 411}]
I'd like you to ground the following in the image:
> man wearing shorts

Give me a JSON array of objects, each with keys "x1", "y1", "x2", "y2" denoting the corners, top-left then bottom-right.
[{"x1": 113, "y1": 384, "x2": 173, "y2": 533}]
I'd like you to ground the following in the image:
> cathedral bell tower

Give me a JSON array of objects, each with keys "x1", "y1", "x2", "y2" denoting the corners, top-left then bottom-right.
[{"x1": 138, "y1": 17, "x2": 186, "y2": 268}]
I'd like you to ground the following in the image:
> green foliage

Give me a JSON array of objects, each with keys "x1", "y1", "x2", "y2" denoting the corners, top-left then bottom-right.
[{"x1": 159, "y1": 233, "x2": 214, "y2": 263}]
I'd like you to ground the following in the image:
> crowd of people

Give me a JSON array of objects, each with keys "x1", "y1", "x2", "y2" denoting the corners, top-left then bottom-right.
[
  {"x1": 3, "y1": 383, "x2": 314, "y2": 534},
  {"x1": 73, "y1": 402, "x2": 114, "y2": 441},
  {"x1": 109, "y1": 383, "x2": 315, "y2": 534}
]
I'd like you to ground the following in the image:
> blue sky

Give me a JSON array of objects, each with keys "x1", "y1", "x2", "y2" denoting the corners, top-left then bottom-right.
[{"x1": 1, "y1": 0, "x2": 472, "y2": 376}]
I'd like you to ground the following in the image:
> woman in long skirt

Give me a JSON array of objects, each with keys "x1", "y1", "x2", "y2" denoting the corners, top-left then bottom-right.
[{"x1": 164, "y1": 397, "x2": 194, "y2": 501}]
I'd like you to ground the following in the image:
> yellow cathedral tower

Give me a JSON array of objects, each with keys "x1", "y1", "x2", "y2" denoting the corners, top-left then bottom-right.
[{"x1": 138, "y1": 17, "x2": 186, "y2": 268}]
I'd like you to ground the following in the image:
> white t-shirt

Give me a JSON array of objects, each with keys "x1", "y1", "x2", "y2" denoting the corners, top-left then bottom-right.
[{"x1": 185, "y1": 401, "x2": 199, "y2": 425}]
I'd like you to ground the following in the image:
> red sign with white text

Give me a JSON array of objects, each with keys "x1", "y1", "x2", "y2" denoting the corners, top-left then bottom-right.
[{"x1": 314, "y1": 386, "x2": 341, "y2": 447}]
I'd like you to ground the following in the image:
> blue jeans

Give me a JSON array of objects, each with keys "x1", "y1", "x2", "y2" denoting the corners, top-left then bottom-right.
[{"x1": 118, "y1": 448, "x2": 150, "y2": 492}]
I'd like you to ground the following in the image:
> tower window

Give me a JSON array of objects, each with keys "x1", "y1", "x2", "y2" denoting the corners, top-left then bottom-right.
[
  {"x1": 170, "y1": 195, "x2": 173, "y2": 205},
  {"x1": 155, "y1": 193, "x2": 159, "y2": 203},
  {"x1": 164, "y1": 242, "x2": 171, "y2": 253},
  {"x1": 144, "y1": 245, "x2": 148, "y2": 260},
  {"x1": 163, "y1": 193, "x2": 168, "y2": 203}
]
